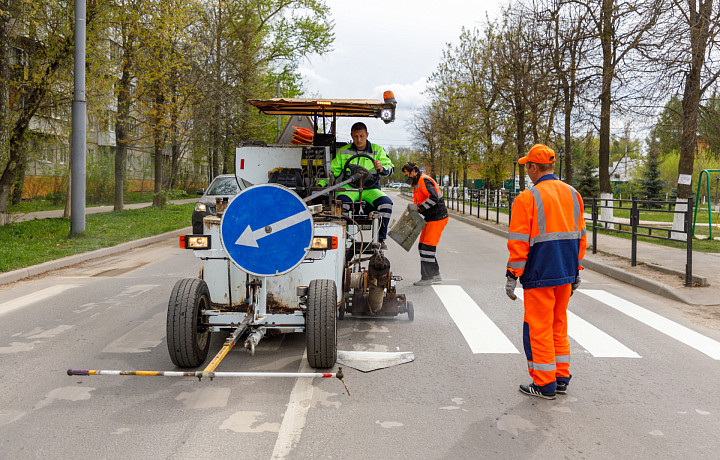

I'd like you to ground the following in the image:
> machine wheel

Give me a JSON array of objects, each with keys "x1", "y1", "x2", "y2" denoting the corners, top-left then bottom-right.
[
  {"x1": 306, "y1": 279, "x2": 337, "y2": 368},
  {"x1": 407, "y1": 300, "x2": 415, "y2": 321},
  {"x1": 167, "y1": 278, "x2": 212, "y2": 368}
]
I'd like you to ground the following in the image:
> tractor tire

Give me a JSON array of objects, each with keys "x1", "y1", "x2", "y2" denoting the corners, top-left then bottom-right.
[
  {"x1": 306, "y1": 279, "x2": 337, "y2": 368},
  {"x1": 167, "y1": 278, "x2": 212, "y2": 368}
]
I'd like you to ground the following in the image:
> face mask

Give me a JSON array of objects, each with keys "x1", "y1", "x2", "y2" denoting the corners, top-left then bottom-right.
[{"x1": 405, "y1": 176, "x2": 414, "y2": 185}]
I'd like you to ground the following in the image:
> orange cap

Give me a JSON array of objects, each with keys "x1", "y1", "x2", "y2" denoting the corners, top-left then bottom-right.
[{"x1": 518, "y1": 144, "x2": 555, "y2": 164}]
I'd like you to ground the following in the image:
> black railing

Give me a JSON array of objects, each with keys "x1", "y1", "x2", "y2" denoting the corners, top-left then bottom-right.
[
  {"x1": 587, "y1": 196, "x2": 694, "y2": 287},
  {"x1": 399, "y1": 186, "x2": 696, "y2": 288},
  {"x1": 401, "y1": 185, "x2": 517, "y2": 223}
]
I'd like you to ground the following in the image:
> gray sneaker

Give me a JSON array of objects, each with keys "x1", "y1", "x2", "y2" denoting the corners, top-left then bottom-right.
[
  {"x1": 379, "y1": 241, "x2": 388, "y2": 250},
  {"x1": 413, "y1": 276, "x2": 441, "y2": 286}
]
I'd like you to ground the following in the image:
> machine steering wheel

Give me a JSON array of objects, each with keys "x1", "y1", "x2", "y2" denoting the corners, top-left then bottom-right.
[{"x1": 341, "y1": 153, "x2": 381, "y2": 189}]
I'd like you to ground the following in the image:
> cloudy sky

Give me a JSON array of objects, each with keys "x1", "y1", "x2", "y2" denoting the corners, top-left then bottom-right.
[{"x1": 300, "y1": 0, "x2": 503, "y2": 149}]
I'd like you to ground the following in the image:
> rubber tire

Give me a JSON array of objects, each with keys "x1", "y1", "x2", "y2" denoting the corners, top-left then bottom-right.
[
  {"x1": 407, "y1": 300, "x2": 414, "y2": 321},
  {"x1": 167, "y1": 278, "x2": 212, "y2": 368},
  {"x1": 306, "y1": 279, "x2": 338, "y2": 368}
]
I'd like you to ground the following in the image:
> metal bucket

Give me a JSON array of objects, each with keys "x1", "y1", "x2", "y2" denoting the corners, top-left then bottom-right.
[{"x1": 388, "y1": 204, "x2": 426, "y2": 252}]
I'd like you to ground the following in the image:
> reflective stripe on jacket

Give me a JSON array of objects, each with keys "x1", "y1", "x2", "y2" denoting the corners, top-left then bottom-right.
[
  {"x1": 331, "y1": 141, "x2": 394, "y2": 190},
  {"x1": 506, "y1": 174, "x2": 587, "y2": 289},
  {"x1": 413, "y1": 174, "x2": 448, "y2": 222}
]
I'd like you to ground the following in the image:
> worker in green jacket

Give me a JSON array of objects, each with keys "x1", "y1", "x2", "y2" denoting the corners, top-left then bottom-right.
[{"x1": 329, "y1": 122, "x2": 394, "y2": 248}]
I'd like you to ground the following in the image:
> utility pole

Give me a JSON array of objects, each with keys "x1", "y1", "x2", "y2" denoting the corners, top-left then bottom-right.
[{"x1": 70, "y1": 0, "x2": 86, "y2": 234}]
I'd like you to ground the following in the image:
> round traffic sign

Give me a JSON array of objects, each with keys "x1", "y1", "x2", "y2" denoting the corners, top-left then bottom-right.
[{"x1": 220, "y1": 183, "x2": 313, "y2": 276}]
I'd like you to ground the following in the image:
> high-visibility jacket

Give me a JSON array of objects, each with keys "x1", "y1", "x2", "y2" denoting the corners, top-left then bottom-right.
[
  {"x1": 507, "y1": 174, "x2": 586, "y2": 289},
  {"x1": 412, "y1": 174, "x2": 448, "y2": 222},
  {"x1": 330, "y1": 141, "x2": 394, "y2": 190}
]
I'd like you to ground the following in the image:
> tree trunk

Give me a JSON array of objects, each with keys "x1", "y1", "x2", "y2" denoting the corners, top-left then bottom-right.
[
  {"x1": 674, "y1": 0, "x2": 712, "y2": 238},
  {"x1": 564, "y1": 89, "x2": 573, "y2": 184},
  {"x1": 0, "y1": 0, "x2": 8, "y2": 169},
  {"x1": 11, "y1": 151, "x2": 26, "y2": 205},
  {"x1": 63, "y1": 160, "x2": 71, "y2": 218},
  {"x1": 515, "y1": 94, "x2": 526, "y2": 191},
  {"x1": 598, "y1": 0, "x2": 614, "y2": 195},
  {"x1": 114, "y1": 46, "x2": 133, "y2": 212},
  {"x1": 152, "y1": 90, "x2": 166, "y2": 207}
]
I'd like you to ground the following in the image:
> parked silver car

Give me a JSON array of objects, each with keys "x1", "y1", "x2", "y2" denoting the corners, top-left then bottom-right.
[{"x1": 192, "y1": 174, "x2": 251, "y2": 234}]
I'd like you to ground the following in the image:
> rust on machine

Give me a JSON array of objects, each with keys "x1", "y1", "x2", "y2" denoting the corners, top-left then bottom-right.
[{"x1": 248, "y1": 97, "x2": 395, "y2": 118}]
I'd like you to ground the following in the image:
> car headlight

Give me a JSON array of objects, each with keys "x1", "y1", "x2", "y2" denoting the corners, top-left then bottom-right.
[{"x1": 195, "y1": 203, "x2": 207, "y2": 212}]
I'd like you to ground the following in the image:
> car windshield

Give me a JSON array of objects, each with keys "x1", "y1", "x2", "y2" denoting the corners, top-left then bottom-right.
[{"x1": 206, "y1": 177, "x2": 240, "y2": 195}]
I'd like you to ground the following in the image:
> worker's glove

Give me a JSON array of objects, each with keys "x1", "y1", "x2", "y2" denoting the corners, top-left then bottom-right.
[
  {"x1": 505, "y1": 276, "x2": 517, "y2": 301},
  {"x1": 571, "y1": 275, "x2": 581, "y2": 295}
]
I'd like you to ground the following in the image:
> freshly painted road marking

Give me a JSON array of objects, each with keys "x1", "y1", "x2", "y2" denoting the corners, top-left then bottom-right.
[
  {"x1": 102, "y1": 312, "x2": 165, "y2": 353},
  {"x1": 567, "y1": 311, "x2": 640, "y2": 358},
  {"x1": 516, "y1": 290, "x2": 640, "y2": 358},
  {"x1": 580, "y1": 289, "x2": 720, "y2": 360},
  {"x1": 271, "y1": 351, "x2": 315, "y2": 460},
  {"x1": 433, "y1": 285, "x2": 519, "y2": 354},
  {"x1": 0, "y1": 284, "x2": 79, "y2": 318}
]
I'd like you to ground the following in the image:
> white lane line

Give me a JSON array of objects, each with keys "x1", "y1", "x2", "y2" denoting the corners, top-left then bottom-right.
[
  {"x1": 516, "y1": 290, "x2": 640, "y2": 358},
  {"x1": 102, "y1": 312, "x2": 166, "y2": 353},
  {"x1": 271, "y1": 352, "x2": 315, "y2": 460},
  {"x1": 580, "y1": 289, "x2": 720, "y2": 360},
  {"x1": 433, "y1": 285, "x2": 519, "y2": 354},
  {"x1": 0, "y1": 284, "x2": 79, "y2": 318}
]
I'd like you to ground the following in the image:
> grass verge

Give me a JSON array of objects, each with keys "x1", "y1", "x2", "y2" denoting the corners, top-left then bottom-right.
[{"x1": 0, "y1": 203, "x2": 194, "y2": 272}]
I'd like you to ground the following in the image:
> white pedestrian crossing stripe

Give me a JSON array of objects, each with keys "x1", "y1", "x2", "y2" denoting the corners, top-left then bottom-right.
[
  {"x1": 579, "y1": 289, "x2": 720, "y2": 360},
  {"x1": 432, "y1": 285, "x2": 720, "y2": 361},
  {"x1": 432, "y1": 285, "x2": 519, "y2": 354},
  {"x1": 516, "y1": 290, "x2": 641, "y2": 358}
]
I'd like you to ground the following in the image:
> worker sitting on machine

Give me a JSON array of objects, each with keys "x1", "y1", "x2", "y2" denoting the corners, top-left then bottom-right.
[{"x1": 324, "y1": 122, "x2": 394, "y2": 249}]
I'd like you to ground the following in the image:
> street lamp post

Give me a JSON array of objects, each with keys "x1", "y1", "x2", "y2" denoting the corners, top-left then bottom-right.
[{"x1": 512, "y1": 157, "x2": 518, "y2": 194}]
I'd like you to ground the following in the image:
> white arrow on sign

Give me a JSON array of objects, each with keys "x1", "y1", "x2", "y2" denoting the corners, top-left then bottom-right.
[{"x1": 235, "y1": 209, "x2": 311, "y2": 248}]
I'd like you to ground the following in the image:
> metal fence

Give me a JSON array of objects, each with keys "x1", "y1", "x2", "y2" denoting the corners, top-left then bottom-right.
[
  {"x1": 399, "y1": 185, "x2": 696, "y2": 287},
  {"x1": 400, "y1": 185, "x2": 517, "y2": 224},
  {"x1": 587, "y1": 196, "x2": 694, "y2": 287}
]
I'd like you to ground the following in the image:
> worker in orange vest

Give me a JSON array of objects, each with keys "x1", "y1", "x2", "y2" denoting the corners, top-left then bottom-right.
[
  {"x1": 505, "y1": 144, "x2": 587, "y2": 400},
  {"x1": 402, "y1": 162, "x2": 449, "y2": 286}
]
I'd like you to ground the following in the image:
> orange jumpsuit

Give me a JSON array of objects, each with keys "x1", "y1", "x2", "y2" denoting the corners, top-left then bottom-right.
[
  {"x1": 412, "y1": 174, "x2": 449, "y2": 280},
  {"x1": 507, "y1": 174, "x2": 586, "y2": 393}
]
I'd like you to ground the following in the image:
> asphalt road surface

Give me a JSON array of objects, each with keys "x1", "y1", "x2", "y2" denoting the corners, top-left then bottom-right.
[{"x1": 2, "y1": 216, "x2": 720, "y2": 459}]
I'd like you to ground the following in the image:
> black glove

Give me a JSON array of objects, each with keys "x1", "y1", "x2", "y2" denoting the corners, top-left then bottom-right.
[{"x1": 505, "y1": 276, "x2": 517, "y2": 301}]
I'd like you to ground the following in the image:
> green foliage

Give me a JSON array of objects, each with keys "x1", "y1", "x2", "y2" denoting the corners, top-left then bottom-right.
[
  {"x1": 635, "y1": 151, "x2": 666, "y2": 208},
  {"x1": 0, "y1": 203, "x2": 195, "y2": 272},
  {"x1": 86, "y1": 149, "x2": 116, "y2": 204},
  {"x1": 386, "y1": 147, "x2": 416, "y2": 183}
]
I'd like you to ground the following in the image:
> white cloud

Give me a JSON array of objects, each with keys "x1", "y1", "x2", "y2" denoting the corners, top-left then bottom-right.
[{"x1": 301, "y1": 0, "x2": 503, "y2": 146}]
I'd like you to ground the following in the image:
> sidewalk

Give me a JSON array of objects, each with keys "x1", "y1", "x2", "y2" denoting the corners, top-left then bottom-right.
[
  {"x1": 10, "y1": 198, "x2": 199, "y2": 223},
  {"x1": 397, "y1": 193, "x2": 720, "y2": 306},
  {"x1": 0, "y1": 198, "x2": 198, "y2": 286}
]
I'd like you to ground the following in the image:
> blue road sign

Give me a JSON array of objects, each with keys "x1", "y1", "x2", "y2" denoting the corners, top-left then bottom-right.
[{"x1": 220, "y1": 183, "x2": 313, "y2": 276}]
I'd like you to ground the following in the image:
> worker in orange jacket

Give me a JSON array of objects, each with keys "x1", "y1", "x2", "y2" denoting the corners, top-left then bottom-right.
[
  {"x1": 505, "y1": 144, "x2": 587, "y2": 400},
  {"x1": 402, "y1": 162, "x2": 449, "y2": 286}
]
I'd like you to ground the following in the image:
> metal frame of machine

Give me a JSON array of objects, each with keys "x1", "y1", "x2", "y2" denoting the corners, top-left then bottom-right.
[{"x1": 168, "y1": 93, "x2": 414, "y2": 373}]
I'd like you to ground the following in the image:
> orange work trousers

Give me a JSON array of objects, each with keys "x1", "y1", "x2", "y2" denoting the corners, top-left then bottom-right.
[
  {"x1": 419, "y1": 217, "x2": 448, "y2": 246},
  {"x1": 523, "y1": 284, "x2": 572, "y2": 391}
]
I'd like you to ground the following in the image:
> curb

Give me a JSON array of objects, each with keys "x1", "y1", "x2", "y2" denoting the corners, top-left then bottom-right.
[
  {"x1": 395, "y1": 194, "x2": 703, "y2": 305},
  {"x1": 0, "y1": 227, "x2": 191, "y2": 286}
]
